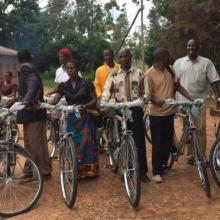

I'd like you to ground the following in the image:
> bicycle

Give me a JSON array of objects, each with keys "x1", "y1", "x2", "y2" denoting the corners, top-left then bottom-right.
[
  {"x1": 44, "y1": 96, "x2": 66, "y2": 159},
  {"x1": 100, "y1": 99, "x2": 142, "y2": 208},
  {"x1": 0, "y1": 108, "x2": 43, "y2": 217},
  {"x1": 39, "y1": 102, "x2": 78, "y2": 208},
  {"x1": 0, "y1": 101, "x2": 19, "y2": 143},
  {"x1": 143, "y1": 113, "x2": 151, "y2": 143},
  {"x1": 165, "y1": 98, "x2": 211, "y2": 198},
  {"x1": 209, "y1": 106, "x2": 220, "y2": 188}
]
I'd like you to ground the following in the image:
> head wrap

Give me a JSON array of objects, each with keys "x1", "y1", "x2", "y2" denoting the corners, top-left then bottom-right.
[{"x1": 59, "y1": 48, "x2": 73, "y2": 58}]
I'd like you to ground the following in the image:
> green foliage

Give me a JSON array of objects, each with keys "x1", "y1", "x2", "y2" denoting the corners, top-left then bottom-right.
[{"x1": 147, "y1": 0, "x2": 220, "y2": 69}]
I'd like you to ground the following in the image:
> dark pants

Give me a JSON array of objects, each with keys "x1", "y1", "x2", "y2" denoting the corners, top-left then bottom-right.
[
  {"x1": 127, "y1": 107, "x2": 148, "y2": 175},
  {"x1": 150, "y1": 114, "x2": 174, "y2": 175}
]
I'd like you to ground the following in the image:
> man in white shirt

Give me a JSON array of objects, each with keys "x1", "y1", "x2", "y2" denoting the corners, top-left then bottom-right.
[
  {"x1": 173, "y1": 39, "x2": 220, "y2": 165},
  {"x1": 55, "y1": 48, "x2": 73, "y2": 83}
]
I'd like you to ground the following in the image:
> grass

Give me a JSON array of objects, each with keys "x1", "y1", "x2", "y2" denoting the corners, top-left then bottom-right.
[{"x1": 43, "y1": 80, "x2": 58, "y2": 88}]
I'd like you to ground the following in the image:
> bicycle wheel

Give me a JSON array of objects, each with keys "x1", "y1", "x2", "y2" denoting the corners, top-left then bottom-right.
[
  {"x1": 0, "y1": 144, "x2": 43, "y2": 217},
  {"x1": 106, "y1": 119, "x2": 118, "y2": 173},
  {"x1": 122, "y1": 135, "x2": 141, "y2": 208},
  {"x1": 210, "y1": 137, "x2": 220, "y2": 187},
  {"x1": 11, "y1": 122, "x2": 19, "y2": 143},
  {"x1": 193, "y1": 132, "x2": 211, "y2": 198},
  {"x1": 49, "y1": 119, "x2": 59, "y2": 159},
  {"x1": 60, "y1": 136, "x2": 78, "y2": 208},
  {"x1": 143, "y1": 114, "x2": 152, "y2": 143}
]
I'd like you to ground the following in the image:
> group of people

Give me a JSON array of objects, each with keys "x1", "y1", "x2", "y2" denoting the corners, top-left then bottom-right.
[{"x1": 6, "y1": 37, "x2": 220, "y2": 184}]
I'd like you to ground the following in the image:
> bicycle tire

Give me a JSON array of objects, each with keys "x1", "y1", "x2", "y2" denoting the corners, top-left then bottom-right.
[
  {"x1": 106, "y1": 119, "x2": 118, "y2": 173},
  {"x1": 210, "y1": 137, "x2": 220, "y2": 187},
  {"x1": 193, "y1": 132, "x2": 211, "y2": 198},
  {"x1": 167, "y1": 131, "x2": 180, "y2": 169},
  {"x1": 49, "y1": 119, "x2": 59, "y2": 159},
  {"x1": 122, "y1": 134, "x2": 141, "y2": 208},
  {"x1": 143, "y1": 114, "x2": 152, "y2": 143},
  {"x1": 60, "y1": 136, "x2": 78, "y2": 208},
  {"x1": 0, "y1": 144, "x2": 43, "y2": 217}
]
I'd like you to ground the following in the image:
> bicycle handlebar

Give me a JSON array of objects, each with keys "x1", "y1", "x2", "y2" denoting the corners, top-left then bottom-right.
[
  {"x1": 100, "y1": 99, "x2": 143, "y2": 109},
  {"x1": 40, "y1": 102, "x2": 81, "y2": 113},
  {"x1": 164, "y1": 98, "x2": 203, "y2": 107}
]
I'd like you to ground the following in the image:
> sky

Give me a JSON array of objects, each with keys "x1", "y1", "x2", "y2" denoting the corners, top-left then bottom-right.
[{"x1": 38, "y1": 0, "x2": 153, "y2": 32}]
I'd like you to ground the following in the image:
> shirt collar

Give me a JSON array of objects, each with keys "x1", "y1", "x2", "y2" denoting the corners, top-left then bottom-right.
[{"x1": 186, "y1": 55, "x2": 199, "y2": 63}]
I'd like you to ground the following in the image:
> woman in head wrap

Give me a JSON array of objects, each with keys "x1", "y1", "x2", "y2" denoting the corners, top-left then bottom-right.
[
  {"x1": 55, "y1": 48, "x2": 73, "y2": 84},
  {"x1": 47, "y1": 48, "x2": 82, "y2": 96}
]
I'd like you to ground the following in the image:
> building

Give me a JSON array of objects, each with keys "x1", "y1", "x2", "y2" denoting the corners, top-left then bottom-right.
[{"x1": 0, "y1": 46, "x2": 18, "y2": 82}]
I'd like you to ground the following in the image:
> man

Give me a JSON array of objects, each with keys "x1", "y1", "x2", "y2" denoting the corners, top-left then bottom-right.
[
  {"x1": 16, "y1": 49, "x2": 52, "y2": 180},
  {"x1": 145, "y1": 48, "x2": 193, "y2": 183},
  {"x1": 95, "y1": 49, "x2": 120, "y2": 151},
  {"x1": 173, "y1": 39, "x2": 220, "y2": 164},
  {"x1": 95, "y1": 49, "x2": 120, "y2": 97},
  {"x1": 101, "y1": 48, "x2": 150, "y2": 182}
]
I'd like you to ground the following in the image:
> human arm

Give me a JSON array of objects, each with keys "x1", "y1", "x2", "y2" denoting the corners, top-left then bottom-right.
[
  {"x1": 94, "y1": 69, "x2": 102, "y2": 97},
  {"x1": 176, "y1": 81, "x2": 194, "y2": 101},
  {"x1": 100, "y1": 73, "x2": 114, "y2": 101}
]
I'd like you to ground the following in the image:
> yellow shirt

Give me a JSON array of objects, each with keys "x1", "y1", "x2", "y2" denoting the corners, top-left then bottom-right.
[
  {"x1": 95, "y1": 62, "x2": 120, "y2": 97},
  {"x1": 145, "y1": 66, "x2": 177, "y2": 116}
]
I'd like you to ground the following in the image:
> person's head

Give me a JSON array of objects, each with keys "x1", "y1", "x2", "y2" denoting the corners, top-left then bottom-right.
[
  {"x1": 187, "y1": 39, "x2": 199, "y2": 60},
  {"x1": 118, "y1": 48, "x2": 132, "y2": 70},
  {"x1": 3, "y1": 71, "x2": 13, "y2": 83},
  {"x1": 58, "y1": 48, "x2": 73, "y2": 65},
  {"x1": 153, "y1": 47, "x2": 170, "y2": 67},
  {"x1": 103, "y1": 49, "x2": 114, "y2": 66},
  {"x1": 65, "y1": 59, "x2": 80, "y2": 80},
  {"x1": 17, "y1": 49, "x2": 31, "y2": 63}
]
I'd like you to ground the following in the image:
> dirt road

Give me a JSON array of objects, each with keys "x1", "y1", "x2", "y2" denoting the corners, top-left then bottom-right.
[{"x1": 9, "y1": 109, "x2": 220, "y2": 220}]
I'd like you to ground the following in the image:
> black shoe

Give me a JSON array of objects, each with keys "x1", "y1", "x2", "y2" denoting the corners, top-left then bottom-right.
[{"x1": 141, "y1": 174, "x2": 151, "y2": 183}]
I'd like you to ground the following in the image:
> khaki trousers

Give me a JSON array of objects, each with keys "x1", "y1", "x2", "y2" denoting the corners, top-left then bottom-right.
[
  {"x1": 23, "y1": 121, "x2": 52, "y2": 175},
  {"x1": 185, "y1": 103, "x2": 207, "y2": 158}
]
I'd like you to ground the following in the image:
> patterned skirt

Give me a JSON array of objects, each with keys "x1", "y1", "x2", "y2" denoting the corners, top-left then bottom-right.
[{"x1": 67, "y1": 111, "x2": 99, "y2": 178}]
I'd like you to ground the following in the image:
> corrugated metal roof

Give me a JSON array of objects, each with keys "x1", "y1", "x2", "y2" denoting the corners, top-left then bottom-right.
[{"x1": 0, "y1": 46, "x2": 17, "y2": 56}]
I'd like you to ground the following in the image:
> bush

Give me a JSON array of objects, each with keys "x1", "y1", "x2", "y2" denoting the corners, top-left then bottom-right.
[{"x1": 41, "y1": 66, "x2": 57, "y2": 81}]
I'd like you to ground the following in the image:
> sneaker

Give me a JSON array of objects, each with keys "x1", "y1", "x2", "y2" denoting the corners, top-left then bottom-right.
[
  {"x1": 152, "y1": 175, "x2": 162, "y2": 183},
  {"x1": 163, "y1": 169, "x2": 175, "y2": 177},
  {"x1": 141, "y1": 174, "x2": 151, "y2": 183}
]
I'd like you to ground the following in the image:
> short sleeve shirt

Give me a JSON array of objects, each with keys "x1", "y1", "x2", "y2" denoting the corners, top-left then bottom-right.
[
  {"x1": 55, "y1": 65, "x2": 69, "y2": 83},
  {"x1": 0, "y1": 81, "x2": 17, "y2": 96},
  {"x1": 57, "y1": 78, "x2": 94, "y2": 105},
  {"x1": 173, "y1": 56, "x2": 220, "y2": 101},
  {"x1": 145, "y1": 66, "x2": 178, "y2": 116}
]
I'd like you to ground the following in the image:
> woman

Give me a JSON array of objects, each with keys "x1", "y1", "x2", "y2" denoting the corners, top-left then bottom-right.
[
  {"x1": 51, "y1": 59, "x2": 99, "y2": 178},
  {"x1": 0, "y1": 71, "x2": 17, "y2": 107}
]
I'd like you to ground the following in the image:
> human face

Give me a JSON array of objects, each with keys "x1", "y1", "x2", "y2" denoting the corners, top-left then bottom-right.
[
  {"x1": 118, "y1": 49, "x2": 132, "y2": 70},
  {"x1": 3, "y1": 72, "x2": 12, "y2": 83},
  {"x1": 58, "y1": 52, "x2": 66, "y2": 65},
  {"x1": 187, "y1": 39, "x2": 199, "y2": 60},
  {"x1": 104, "y1": 50, "x2": 114, "y2": 65},
  {"x1": 65, "y1": 62, "x2": 78, "y2": 79}
]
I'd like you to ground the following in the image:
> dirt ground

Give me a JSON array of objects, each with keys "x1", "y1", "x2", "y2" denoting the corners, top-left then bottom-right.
[{"x1": 6, "y1": 107, "x2": 220, "y2": 220}]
